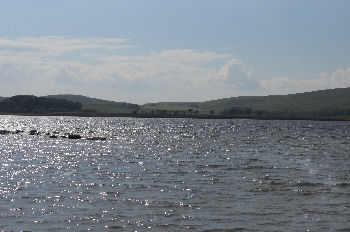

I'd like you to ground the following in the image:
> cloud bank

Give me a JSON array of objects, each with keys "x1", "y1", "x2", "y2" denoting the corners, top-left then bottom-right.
[
  {"x1": 0, "y1": 36, "x2": 349, "y2": 103},
  {"x1": 260, "y1": 68, "x2": 350, "y2": 95}
]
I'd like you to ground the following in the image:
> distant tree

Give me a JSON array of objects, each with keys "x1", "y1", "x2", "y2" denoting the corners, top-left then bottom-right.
[
  {"x1": 222, "y1": 106, "x2": 252, "y2": 115},
  {"x1": 254, "y1": 109, "x2": 265, "y2": 116},
  {"x1": 83, "y1": 109, "x2": 97, "y2": 113}
]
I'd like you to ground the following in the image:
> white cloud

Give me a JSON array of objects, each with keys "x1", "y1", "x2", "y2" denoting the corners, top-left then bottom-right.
[
  {"x1": 216, "y1": 58, "x2": 258, "y2": 89},
  {"x1": 1, "y1": 36, "x2": 348, "y2": 103},
  {"x1": 0, "y1": 36, "x2": 133, "y2": 55},
  {"x1": 0, "y1": 36, "x2": 261, "y2": 102},
  {"x1": 260, "y1": 67, "x2": 350, "y2": 94}
]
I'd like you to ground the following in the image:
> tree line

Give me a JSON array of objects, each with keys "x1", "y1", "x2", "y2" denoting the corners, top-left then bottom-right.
[{"x1": 221, "y1": 106, "x2": 350, "y2": 119}]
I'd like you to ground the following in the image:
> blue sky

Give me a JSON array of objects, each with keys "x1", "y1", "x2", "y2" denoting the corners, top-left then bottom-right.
[{"x1": 0, "y1": 0, "x2": 349, "y2": 103}]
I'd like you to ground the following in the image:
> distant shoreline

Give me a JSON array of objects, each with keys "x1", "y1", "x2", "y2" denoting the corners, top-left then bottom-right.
[
  {"x1": 1, "y1": 89, "x2": 350, "y2": 122},
  {"x1": 0, "y1": 112, "x2": 349, "y2": 121}
]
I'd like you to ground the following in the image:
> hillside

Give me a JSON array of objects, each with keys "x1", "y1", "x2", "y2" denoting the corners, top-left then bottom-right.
[
  {"x1": 143, "y1": 88, "x2": 350, "y2": 119},
  {"x1": 45, "y1": 94, "x2": 139, "y2": 109},
  {"x1": 1, "y1": 88, "x2": 349, "y2": 119},
  {"x1": 146, "y1": 88, "x2": 350, "y2": 111},
  {"x1": 0, "y1": 96, "x2": 8, "y2": 102},
  {"x1": 45, "y1": 94, "x2": 140, "y2": 114},
  {"x1": 0, "y1": 95, "x2": 82, "y2": 114},
  {"x1": 198, "y1": 88, "x2": 350, "y2": 112}
]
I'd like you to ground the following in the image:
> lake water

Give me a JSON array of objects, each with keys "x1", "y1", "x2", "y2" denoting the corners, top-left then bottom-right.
[{"x1": 0, "y1": 116, "x2": 349, "y2": 231}]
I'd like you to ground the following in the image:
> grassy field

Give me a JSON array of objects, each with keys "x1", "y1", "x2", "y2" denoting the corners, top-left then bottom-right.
[
  {"x1": 141, "y1": 104, "x2": 193, "y2": 111},
  {"x1": 82, "y1": 105, "x2": 135, "y2": 114},
  {"x1": 81, "y1": 104, "x2": 215, "y2": 117},
  {"x1": 140, "y1": 105, "x2": 215, "y2": 115}
]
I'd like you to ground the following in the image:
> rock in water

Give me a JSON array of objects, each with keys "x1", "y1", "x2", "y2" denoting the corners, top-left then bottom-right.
[
  {"x1": 68, "y1": 134, "x2": 81, "y2": 139},
  {"x1": 29, "y1": 130, "x2": 39, "y2": 135},
  {"x1": 0, "y1": 130, "x2": 11, "y2": 135}
]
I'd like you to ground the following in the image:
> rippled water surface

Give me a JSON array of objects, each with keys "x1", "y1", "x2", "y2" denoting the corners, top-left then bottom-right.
[{"x1": 0, "y1": 116, "x2": 349, "y2": 231}]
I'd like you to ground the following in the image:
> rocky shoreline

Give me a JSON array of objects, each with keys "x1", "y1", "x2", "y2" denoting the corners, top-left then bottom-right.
[{"x1": 0, "y1": 129, "x2": 106, "y2": 141}]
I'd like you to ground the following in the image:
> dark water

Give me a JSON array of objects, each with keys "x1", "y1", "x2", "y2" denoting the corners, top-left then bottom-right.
[{"x1": 0, "y1": 116, "x2": 349, "y2": 231}]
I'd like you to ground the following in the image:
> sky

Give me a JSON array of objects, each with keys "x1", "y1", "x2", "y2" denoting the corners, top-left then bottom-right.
[{"x1": 0, "y1": 0, "x2": 349, "y2": 104}]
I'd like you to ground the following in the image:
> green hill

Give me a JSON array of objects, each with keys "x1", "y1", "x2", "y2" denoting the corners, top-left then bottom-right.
[
  {"x1": 0, "y1": 95, "x2": 82, "y2": 114},
  {"x1": 0, "y1": 96, "x2": 8, "y2": 102},
  {"x1": 45, "y1": 94, "x2": 140, "y2": 114},
  {"x1": 198, "y1": 88, "x2": 350, "y2": 112},
  {"x1": 45, "y1": 94, "x2": 139, "y2": 109}
]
